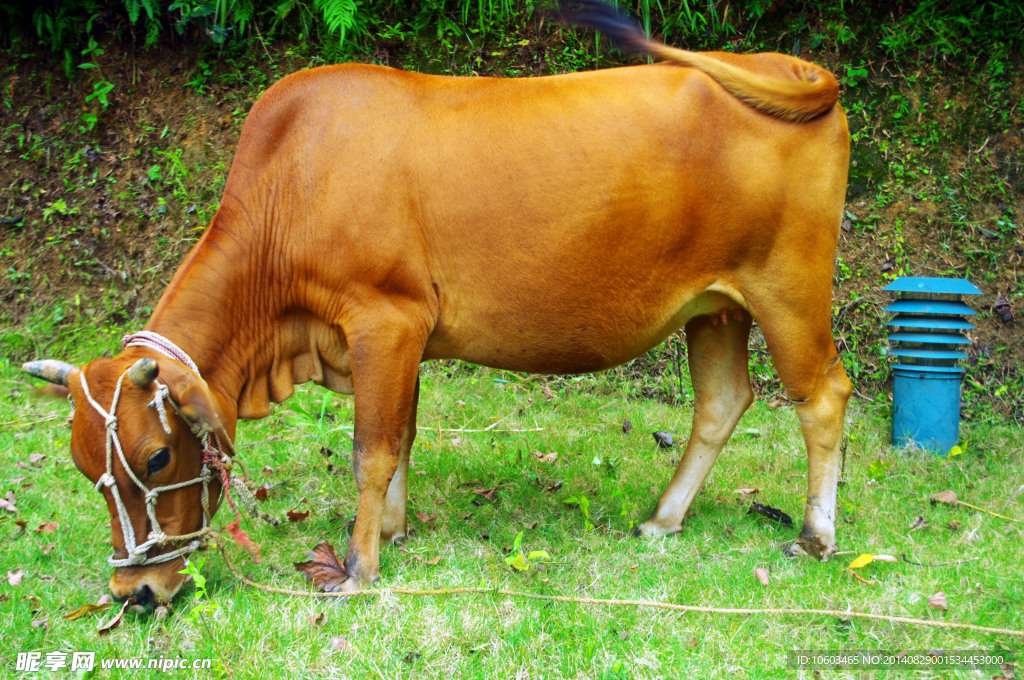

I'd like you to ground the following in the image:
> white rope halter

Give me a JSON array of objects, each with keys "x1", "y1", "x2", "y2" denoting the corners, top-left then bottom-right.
[{"x1": 76, "y1": 332, "x2": 228, "y2": 568}]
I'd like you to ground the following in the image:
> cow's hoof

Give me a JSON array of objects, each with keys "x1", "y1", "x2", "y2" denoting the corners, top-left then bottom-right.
[
  {"x1": 792, "y1": 532, "x2": 836, "y2": 561},
  {"x1": 634, "y1": 519, "x2": 681, "y2": 538}
]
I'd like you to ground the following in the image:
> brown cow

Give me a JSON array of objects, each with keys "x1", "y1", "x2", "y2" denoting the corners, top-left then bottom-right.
[{"x1": 23, "y1": 3, "x2": 851, "y2": 603}]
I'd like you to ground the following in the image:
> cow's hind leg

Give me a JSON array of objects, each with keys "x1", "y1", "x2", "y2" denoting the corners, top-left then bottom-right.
[
  {"x1": 340, "y1": 312, "x2": 426, "y2": 591},
  {"x1": 755, "y1": 298, "x2": 852, "y2": 559},
  {"x1": 638, "y1": 310, "x2": 754, "y2": 536}
]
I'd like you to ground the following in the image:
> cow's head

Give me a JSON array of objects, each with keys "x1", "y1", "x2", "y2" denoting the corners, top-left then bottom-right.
[{"x1": 23, "y1": 351, "x2": 235, "y2": 604}]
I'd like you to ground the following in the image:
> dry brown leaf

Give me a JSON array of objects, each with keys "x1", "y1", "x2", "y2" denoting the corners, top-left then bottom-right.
[
  {"x1": 415, "y1": 511, "x2": 437, "y2": 523},
  {"x1": 754, "y1": 567, "x2": 770, "y2": 586},
  {"x1": 927, "y1": 590, "x2": 948, "y2": 611},
  {"x1": 471, "y1": 487, "x2": 498, "y2": 499},
  {"x1": 98, "y1": 598, "x2": 134, "y2": 636},
  {"x1": 946, "y1": 521, "x2": 961, "y2": 531},
  {"x1": 523, "y1": 520, "x2": 539, "y2": 530},
  {"x1": 287, "y1": 510, "x2": 310, "y2": 523},
  {"x1": 308, "y1": 612, "x2": 326, "y2": 627},
  {"x1": 874, "y1": 554, "x2": 898, "y2": 562},
  {"x1": 28, "y1": 453, "x2": 47, "y2": 466},
  {"x1": 97, "y1": 594, "x2": 112, "y2": 605},
  {"x1": 541, "y1": 385, "x2": 555, "y2": 399},
  {"x1": 254, "y1": 483, "x2": 271, "y2": 501},
  {"x1": 621, "y1": 419, "x2": 632, "y2": 434},
  {"x1": 31, "y1": 618, "x2": 48, "y2": 629},
  {"x1": 768, "y1": 399, "x2": 788, "y2": 408},
  {"x1": 532, "y1": 451, "x2": 558, "y2": 464},
  {"x1": 0, "y1": 498, "x2": 17, "y2": 513},
  {"x1": 64, "y1": 602, "x2": 114, "y2": 621},
  {"x1": 931, "y1": 490, "x2": 959, "y2": 506},
  {"x1": 735, "y1": 488, "x2": 760, "y2": 499},
  {"x1": 262, "y1": 465, "x2": 275, "y2": 474},
  {"x1": 34, "y1": 521, "x2": 59, "y2": 534},
  {"x1": 294, "y1": 541, "x2": 350, "y2": 593},
  {"x1": 450, "y1": 437, "x2": 462, "y2": 448},
  {"x1": 7, "y1": 570, "x2": 23, "y2": 586},
  {"x1": 424, "y1": 555, "x2": 442, "y2": 566},
  {"x1": 628, "y1": 564, "x2": 638, "y2": 573},
  {"x1": 329, "y1": 637, "x2": 353, "y2": 653},
  {"x1": 909, "y1": 516, "x2": 928, "y2": 531},
  {"x1": 847, "y1": 569, "x2": 876, "y2": 585},
  {"x1": 40, "y1": 543, "x2": 55, "y2": 556}
]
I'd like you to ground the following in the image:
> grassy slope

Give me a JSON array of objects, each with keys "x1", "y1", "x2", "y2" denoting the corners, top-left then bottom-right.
[{"x1": 2, "y1": 349, "x2": 1021, "y2": 678}]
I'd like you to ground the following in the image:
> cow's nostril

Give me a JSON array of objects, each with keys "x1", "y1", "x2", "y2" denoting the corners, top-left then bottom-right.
[{"x1": 128, "y1": 584, "x2": 154, "y2": 607}]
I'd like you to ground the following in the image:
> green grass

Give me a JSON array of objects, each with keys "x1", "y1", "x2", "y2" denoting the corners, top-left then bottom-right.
[{"x1": 1, "y1": 336, "x2": 1022, "y2": 678}]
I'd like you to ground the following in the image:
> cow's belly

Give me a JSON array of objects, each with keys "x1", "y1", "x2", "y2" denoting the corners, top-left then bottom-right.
[{"x1": 423, "y1": 285, "x2": 747, "y2": 374}]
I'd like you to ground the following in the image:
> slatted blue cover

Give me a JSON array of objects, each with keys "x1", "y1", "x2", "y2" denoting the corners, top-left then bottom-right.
[
  {"x1": 884, "y1": 300, "x2": 978, "y2": 316},
  {"x1": 886, "y1": 315, "x2": 975, "y2": 330},
  {"x1": 892, "y1": 363, "x2": 963, "y2": 375},
  {"x1": 887, "y1": 331, "x2": 971, "y2": 345},
  {"x1": 883, "y1": 277, "x2": 983, "y2": 296},
  {"x1": 889, "y1": 347, "x2": 968, "y2": 361}
]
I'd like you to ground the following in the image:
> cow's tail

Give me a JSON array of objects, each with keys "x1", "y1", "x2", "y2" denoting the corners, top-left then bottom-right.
[{"x1": 557, "y1": 0, "x2": 839, "y2": 123}]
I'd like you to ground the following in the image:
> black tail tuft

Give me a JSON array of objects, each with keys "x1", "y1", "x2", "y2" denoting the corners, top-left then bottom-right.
[{"x1": 554, "y1": 0, "x2": 651, "y2": 56}]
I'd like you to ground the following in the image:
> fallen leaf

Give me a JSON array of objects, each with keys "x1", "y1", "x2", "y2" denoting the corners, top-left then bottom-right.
[
  {"x1": 849, "y1": 553, "x2": 875, "y2": 569},
  {"x1": 735, "y1": 488, "x2": 760, "y2": 499},
  {"x1": 294, "y1": 541, "x2": 350, "y2": 592},
  {"x1": 98, "y1": 598, "x2": 134, "y2": 636},
  {"x1": 747, "y1": 502, "x2": 794, "y2": 527},
  {"x1": 0, "y1": 498, "x2": 16, "y2": 513},
  {"x1": 414, "y1": 470, "x2": 426, "y2": 476},
  {"x1": 34, "y1": 521, "x2": 59, "y2": 534},
  {"x1": 8, "y1": 570, "x2": 23, "y2": 586},
  {"x1": 768, "y1": 399, "x2": 787, "y2": 408},
  {"x1": 403, "y1": 651, "x2": 421, "y2": 665},
  {"x1": 97, "y1": 594, "x2": 112, "y2": 605},
  {"x1": 0, "y1": 594, "x2": 7, "y2": 603},
  {"x1": 532, "y1": 451, "x2": 558, "y2": 464},
  {"x1": 946, "y1": 521, "x2": 961, "y2": 531},
  {"x1": 287, "y1": 510, "x2": 310, "y2": 523},
  {"x1": 621, "y1": 419, "x2": 632, "y2": 434},
  {"x1": 308, "y1": 612, "x2": 326, "y2": 627},
  {"x1": 471, "y1": 487, "x2": 498, "y2": 500},
  {"x1": 523, "y1": 520, "x2": 539, "y2": 529},
  {"x1": 64, "y1": 602, "x2": 114, "y2": 621},
  {"x1": 847, "y1": 569, "x2": 876, "y2": 585},
  {"x1": 617, "y1": 630, "x2": 629, "y2": 641},
  {"x1": 927, "y1": 590, "x2": 948, "y2": 611},
  {"x1": 29, "y1": 453, "x2": 47, "y2": 466},
  {"x1": 545, "y1": 482, "x2": 563, "y2": 492},
  {"x1": 254, "y1": 483, "x2": 271, "y2": 501},
  {"x1": 541, "y1": 385, "x2": 555, "y2": 399},
  {"x1": 40, "y1": 543, "x2": 55, "y2": 556},
  {"x1": 629, "y1": 564, "x2": 638, "y2": 573},
  {"x1": 31, "y1": 618, "x2": 48, "y2": 629},
  {"x1": 329, "y1": 637, "x2": 352, "y2": 653},
  {"x1": 931, "y1": 490, "x2": 959, "y2": 506},
  {"x1": 415, "y1": 511, "x2": 437, "y2": 523},
  {"x1": 652, "y1": 431, "x2": 675, "y2": 448},
  {"x1": 948, "y1": 445, "x2": 964, "y2": 457},
  {"x1": 262, "y1": 465, "x2": 275, "y2": 474},
  {"x1": 424, "y1": 555, "x2": 442, "y2": 565},
  {"x1": 909, "y1": 516, "x2": 928, "y2": 531},
  {"x1": 754, "y1": 568, "x2": 770, "y2": 586},
  {"x1": 450, "y1": 436, "x2": 462, "y2": 448},
  {"x1": 874, "y1": 554, "x2": 898, "y2": 562}
]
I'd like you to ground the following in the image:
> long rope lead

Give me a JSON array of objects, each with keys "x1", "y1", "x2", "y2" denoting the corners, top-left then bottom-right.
[{"x1": 217, "y1": 543, "x2": 1024, "y2": 638}]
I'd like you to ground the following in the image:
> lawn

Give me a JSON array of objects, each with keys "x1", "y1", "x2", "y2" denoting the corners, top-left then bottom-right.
[{"x1": 1, "y1": 340, "x2": 1021, "y2": 679}]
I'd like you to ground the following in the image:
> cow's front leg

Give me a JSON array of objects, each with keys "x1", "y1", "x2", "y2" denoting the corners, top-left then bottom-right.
[{"x1": 340, "y1": 315, "x2": 426, "y2": 591}]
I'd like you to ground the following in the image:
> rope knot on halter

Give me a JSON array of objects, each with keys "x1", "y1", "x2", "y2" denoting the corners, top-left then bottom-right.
[
  {"x1": 95, "y1": 473, "x2": 116, "y2": 491},
  {"x1": 104, "y1": 414, "x2": 118, "y2": 431}
]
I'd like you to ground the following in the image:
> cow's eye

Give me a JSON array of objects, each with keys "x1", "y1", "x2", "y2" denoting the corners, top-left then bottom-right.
[{"x1": 148, "y1": 448, "x2": 171, "y2": 476}]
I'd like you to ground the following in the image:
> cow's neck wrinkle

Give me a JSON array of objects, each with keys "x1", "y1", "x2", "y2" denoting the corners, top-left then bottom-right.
[{"x1": 143, "y1": 225, "x2": 353, "y2": 423}]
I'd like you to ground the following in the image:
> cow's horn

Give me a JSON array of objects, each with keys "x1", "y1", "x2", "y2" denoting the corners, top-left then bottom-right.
[
  {"x1": 128, "y1": 358, "x2": 159, "y2": 388},
  {"x1": 22, "y1": 360, "x2": 76, "y2": 386}
]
